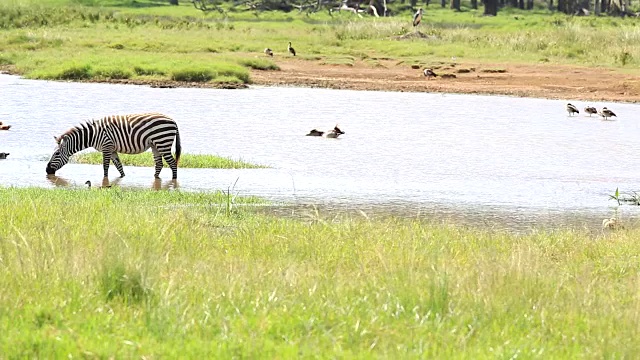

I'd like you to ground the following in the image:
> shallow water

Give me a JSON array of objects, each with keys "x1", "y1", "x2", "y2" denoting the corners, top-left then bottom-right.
[{"x1": 1, "y1": 74, "x2": 639, "y2": 231}]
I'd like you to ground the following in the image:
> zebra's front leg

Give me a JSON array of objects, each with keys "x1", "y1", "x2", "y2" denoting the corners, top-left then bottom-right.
[
  {"x1": 111, "y1": 152, "x2": 126, "y2": 178},
  {"x1": 102, "y1": 151, "x2": 112, "y2": 178},
  {"x1": 151, "y1": 146, "x2": 164, "y2": 179}
]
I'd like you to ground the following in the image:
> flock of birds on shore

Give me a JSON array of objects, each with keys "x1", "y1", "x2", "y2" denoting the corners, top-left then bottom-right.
[
  {"x1": 261, "y1": 8, "x2": 446, "y2": 80},
  {"x1": 566, "y1": 103, "x2": 617, "y2": 120}
]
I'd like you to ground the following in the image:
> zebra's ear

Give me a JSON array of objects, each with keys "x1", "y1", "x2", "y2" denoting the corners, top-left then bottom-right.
[{"x1": 54, "y1": 135, "x2": 60, "y2": 144}]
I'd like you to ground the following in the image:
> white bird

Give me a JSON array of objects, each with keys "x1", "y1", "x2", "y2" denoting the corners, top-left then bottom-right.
[
  {"x1": 264, "y1": 48, "x2": 273, "y2": 57},
  {"x1": 413, "y1": 8, "x2": 423, "y2": 28},
  {"x1": 599, "y1": 107, "x2": 617, "y2": 121},
  {"x1": 584, "y1": 106, "x2": 597, "y2": 117},
  {"x1": 602, "y1": 217, "x2": 624, "y2": 230},
  {"x1": 566, "y1": 103, "x2": 579, "y2": 116},
  {"x1": 423, "y1": 68, "x2": 437, "y2": 79}
]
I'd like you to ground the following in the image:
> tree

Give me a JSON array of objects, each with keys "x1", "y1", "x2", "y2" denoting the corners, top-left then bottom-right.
[
  {"x1": 484, "y1": 0, "x2": 498, "y2": 14},
  {"x1": 169, "y1": 0, "x2": 178, "y2": 4},
  {"x1": 451, "y1": 0, "x2": 460, "y2": 10},
  {"x1": 471, "y1": 0, "x2": 478, "y2": 9}
]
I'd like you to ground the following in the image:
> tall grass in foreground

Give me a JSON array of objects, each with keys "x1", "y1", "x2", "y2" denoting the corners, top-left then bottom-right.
[
  {"x1": 71, "y1": 152, "x2": 267, "y2": 169},
  {"x1": 1, "y1": 187, "x2": 639, "y2": 357}
]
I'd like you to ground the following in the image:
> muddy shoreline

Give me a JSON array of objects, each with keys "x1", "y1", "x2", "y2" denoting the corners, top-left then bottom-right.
[{"x1": 4, "y1": 60, "x2": 640, "y2": 102}]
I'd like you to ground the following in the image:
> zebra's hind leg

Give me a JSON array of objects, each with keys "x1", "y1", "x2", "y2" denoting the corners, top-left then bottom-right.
[
  {"x1": 101, "y1": 151, "x2": 112, "y2": 178},
  {"x1": 151, "y1": 145, "x2": 164, "y2": 179},
  {"x1": 162, "y1": 152, "x2": 178, "y2": 179},
  {"x1": 111, "y1": 152, "x2": 125, "y2": 177}
]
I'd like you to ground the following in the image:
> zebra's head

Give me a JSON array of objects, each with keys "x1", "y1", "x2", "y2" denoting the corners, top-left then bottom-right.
[{"x1": 46, "y1": 135, "x2": 71, "y2": 175}]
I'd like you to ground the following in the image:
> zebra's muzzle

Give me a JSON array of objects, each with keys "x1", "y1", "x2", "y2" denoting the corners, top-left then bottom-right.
[{"x1": 46, "y1": 165, "x2": 56, "y2": 175}]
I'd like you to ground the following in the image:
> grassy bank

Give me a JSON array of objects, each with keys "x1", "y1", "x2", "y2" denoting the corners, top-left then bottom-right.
[
  {"x1": 1, "y1": 187, "x2": 639, "y2": 357},
  {"x1": 2, "y1": 0, "x2": 640, "y2": 86},
  {"x1": 71, "y1": 151, "x2": 267, "y2": 169}
]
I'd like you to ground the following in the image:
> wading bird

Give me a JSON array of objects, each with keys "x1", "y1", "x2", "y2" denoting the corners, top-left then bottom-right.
[
  {"x1": 413, "y1": 8, "x2": 423, "y2": 28},
  {"x1": 264, "y1": 48, "x2": 273, "y2": 57},
  {"x1": 0, "y1": 152, "x2": 9, "y2": 159},
  {"x1": 423, "y1": 68, "x2": 437, "y2": 79},
  {"x1": 566, "y1": 103, "x2": 579, "y2": 116},
  {"x1": 600, "y1": 107, "x2": 617, "y2": 121},
  {"x1": 326, "y1": 125, "x2": 345, "y2": 139},
  {"x1": 288, "y1": 42, "x2": 296, "y2": 56},
  {"x1": 85, "y1": 180, "x2": 111, "y2": 189},
  {"x1": 0, "y1": 124, "x2": 11, "y2": 130},
  {"x1": 584, "y1": 106, "x2": 598, "y2": 117},
  {"x1": 306, "y1": 129, "x2": 324, "y2": 136}
]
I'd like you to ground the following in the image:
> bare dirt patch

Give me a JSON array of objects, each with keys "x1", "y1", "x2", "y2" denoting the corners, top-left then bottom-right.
[
  {"x1": 250, "y1": 59, "x2": 640, "y2": 103},
  {"x1": 4, "y1": 61, "x2": 640, "y2": 102}
]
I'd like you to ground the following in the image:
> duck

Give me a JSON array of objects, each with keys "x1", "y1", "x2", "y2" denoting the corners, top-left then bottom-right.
[
  {"x1": 423, "y1": 68, "x2": 437, "y2": 79},
  {"x1": 326, "y1": 125, "x2": 345, "y2": 139},
  {"x1": 600, "y1": 107, "x2": 617, "y2": 121},
  {"x1": 584, "y1": 106, "x2": 597, "y2": 117},
  {"x1": 288, "y1": 42, "x2": 296, "y2": 56},
  {"x1": 306, "y1": 129, "x2": 324, "y2": 136},
  {"x1": 566, "y1": 103, "x2": 579, "y2": 116},
  {"x1": 264, "y1": 48, "x2": 273, "y2": 57},
  {"x1": 413, "y1": 8, "x2": 424, "y2": 27},
  {"x1": 0, "y1": 152, "x2": 9, "y2": 159},
  {"x1": 0, "y1": 124, "x2": 11, "y2": 130},
  {"x1": 85, "y1": 180, "x2": 111, "y2": 189}
]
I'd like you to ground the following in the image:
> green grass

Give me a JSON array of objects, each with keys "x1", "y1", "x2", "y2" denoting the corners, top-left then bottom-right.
[
  {"x1": 2, "y1": 0, "x2": 640, "y2": 85},
  {"x1": 0, "y1": 187, "x2": 639, "y2": 357},
  {"x1": 71, "y1": 151, "x2": 267, "y2": 168}
]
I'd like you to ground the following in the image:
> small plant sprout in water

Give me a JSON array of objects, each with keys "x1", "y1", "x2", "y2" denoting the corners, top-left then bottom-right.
[
  {"x1": 608, "y1": 187, "x2": 640, "y2": 206},
  {"x1": 609, "y1": 187, "x2": 621, "y2": 206}
]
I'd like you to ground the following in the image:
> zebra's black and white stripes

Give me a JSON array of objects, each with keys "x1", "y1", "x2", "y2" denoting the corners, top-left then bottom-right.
[{"x1": 46, "y1": 113, "x2": 182, "y2": 179}]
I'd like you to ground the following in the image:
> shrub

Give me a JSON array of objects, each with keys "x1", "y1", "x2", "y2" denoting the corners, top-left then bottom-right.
[
  {"x1": 55, "y1": 64, "x2": 92, "y2": 80},
  {"x1": 238, "y1": 58, "x2": 280, "y2": 71},
  {"x1": 170, "y1": 68, "x2": 214, "y2": 82}
]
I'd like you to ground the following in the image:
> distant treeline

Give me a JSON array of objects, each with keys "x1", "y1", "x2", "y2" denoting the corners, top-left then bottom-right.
[{"x1": 180, "y1": 0, "x2": 638, "y2": 17}]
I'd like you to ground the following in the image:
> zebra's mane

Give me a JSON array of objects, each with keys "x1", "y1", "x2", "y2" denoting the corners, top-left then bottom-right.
[{"x1": 59, "y1": 119, "x2": 98, "y2": 138}]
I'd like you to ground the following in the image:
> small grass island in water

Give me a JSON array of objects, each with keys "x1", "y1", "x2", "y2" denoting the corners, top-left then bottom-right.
[{"x1": 71, "y1": 152, "x2": 266, "y2": 169}]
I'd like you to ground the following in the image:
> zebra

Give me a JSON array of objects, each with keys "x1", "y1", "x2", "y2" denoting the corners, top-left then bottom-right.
[{"x1": 46, "y1": 113, "x2": 182, "y2": 179}]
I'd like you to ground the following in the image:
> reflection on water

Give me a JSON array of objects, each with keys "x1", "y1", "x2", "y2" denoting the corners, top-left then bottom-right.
[
  {"x1": 3, "y1": 74, "x2": 640, "y2": 232},
  {"x1": 46, "y1": 174, "x2": 179, "y2": 190},
  {"x1": 46, "y1": 174, "x2": 71, "y2": 187},
  {"x1": 153, "y1": 178, "x2": 179, "y2": 191}
]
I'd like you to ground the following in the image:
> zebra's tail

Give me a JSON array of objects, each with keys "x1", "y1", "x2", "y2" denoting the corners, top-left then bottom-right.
[{"x1": 174, "y1": 128, "x2": 182, "y2": 166}]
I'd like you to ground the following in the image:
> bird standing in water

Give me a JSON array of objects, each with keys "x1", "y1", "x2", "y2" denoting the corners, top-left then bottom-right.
[
  {"x1": 566, "y1": 103, "x2": 579, "y2": 116},
  {"x1": 413, "y1": 8, "x2": 423, "y2": 28},
  {"x1": 599, "y1": 107, "x2": 617, "y2": 121},
  {"x1": 288, "y1": 42, "x2": 296, "y2": 56},
  {"x1": 85, "y1": 180, "x2": 111, "y2": 189},
  {"x1": 584, "y1": 106, "x2": 597, "y2": 117},
  {"x1": 0, "y1": 152, "x2": 9, "y2": 159}
]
